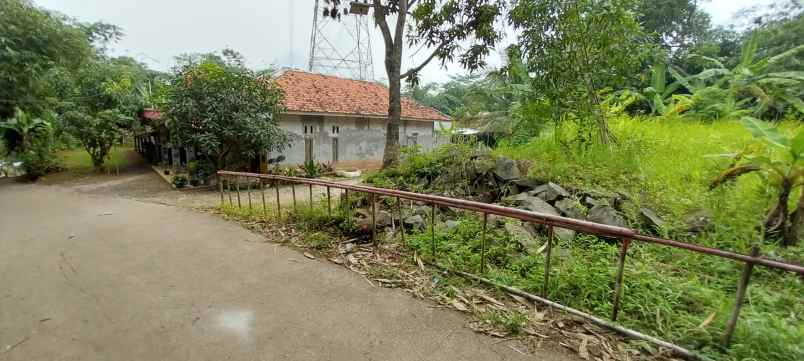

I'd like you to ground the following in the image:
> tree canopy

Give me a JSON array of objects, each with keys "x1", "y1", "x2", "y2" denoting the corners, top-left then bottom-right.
[
  {"x1": 0, "y1": 0, "x2": 93, "y2": 118},
  {"x1": 163, "y1": 51, "x2": 289, "y2": 171}
]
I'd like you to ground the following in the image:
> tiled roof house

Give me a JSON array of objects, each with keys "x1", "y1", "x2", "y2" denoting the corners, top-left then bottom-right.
[
  {"x1": 271, "y1": 70, "x2": 449, "y2": 167},
  {"x1": 134, "y1": 70, "x2": 449, "y2": 171}
]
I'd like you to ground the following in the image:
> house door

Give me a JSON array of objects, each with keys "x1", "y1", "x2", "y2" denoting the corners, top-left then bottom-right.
[
  {"x1": 332, "y1": 138, "x2": 339, "y2": 162},
  {"x1": 304, "y1": 139, "x2": 314, "y2": 162}
]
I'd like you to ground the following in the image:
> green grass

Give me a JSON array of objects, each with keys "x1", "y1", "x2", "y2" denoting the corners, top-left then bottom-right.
[
  {"x1": 472, "y1": 116, "x2": 804, "y2": 360},
  {"x1": 496, "y1": 116, "x2": 803, "y2": 253},
  {"x1": 58, "y1": 145, "x2": 134, "y2": 173}
]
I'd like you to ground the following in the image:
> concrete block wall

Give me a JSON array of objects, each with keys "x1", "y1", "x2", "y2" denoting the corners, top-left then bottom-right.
[{"x1": 273, "y1": 114, "x2": 435, "y2": 166}]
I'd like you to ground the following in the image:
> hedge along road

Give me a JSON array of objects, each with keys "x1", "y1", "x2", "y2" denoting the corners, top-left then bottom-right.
[{"x1": 0, "y1": 181, "x2": 580, "y2": 361}]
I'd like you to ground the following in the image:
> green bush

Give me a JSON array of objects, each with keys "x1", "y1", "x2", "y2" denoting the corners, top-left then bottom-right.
[
  {"x1": 19, "y1": 138, "x2": 57, "y2": 180},
  {"x1": 171, "y1": 175, "x2": 187, "y2": 188}
]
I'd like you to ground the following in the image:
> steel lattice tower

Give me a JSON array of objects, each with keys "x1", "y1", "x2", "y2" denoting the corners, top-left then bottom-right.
[{"x1": 308, "y1": 0, "x2": 374, "y2": 81}]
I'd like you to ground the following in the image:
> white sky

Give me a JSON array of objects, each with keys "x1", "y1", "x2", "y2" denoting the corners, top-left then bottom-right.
[{"x1": 35, "y1": 0, "x2": 770, "y2": 85}]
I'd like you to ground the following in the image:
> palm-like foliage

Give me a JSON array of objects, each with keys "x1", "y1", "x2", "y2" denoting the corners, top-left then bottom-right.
[
  {"x1": 710, "y1": 117, "x2": 804, "y2": 246},
  {"x1": 669, "y1": 35, "x2": 804, "y2": 120},
  {"x1": 0, "y1": 108, "x2": 53, "y2": 154}
]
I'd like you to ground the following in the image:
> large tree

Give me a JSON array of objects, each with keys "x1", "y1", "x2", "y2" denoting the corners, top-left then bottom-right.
[
  {"x1": 164, "y1": 51, "x2": 289, "y2": 172},
  {"x1": 324, "y1": 1, "x2": 505, "y2": 167},
  {"x1": 510, "y1": 0, "x2": 647, "y2": 145},
  {"x1": 62, "y1": 58, "x2": 149, "y2": 168},
  {"x1": 0, "y1": 0, "x2": 93, "y2": 119}
]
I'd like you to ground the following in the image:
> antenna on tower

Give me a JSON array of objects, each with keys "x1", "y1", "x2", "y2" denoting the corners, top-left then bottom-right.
[{"x1": 308, "y1": 0, "x2": 374, "y2": 80}]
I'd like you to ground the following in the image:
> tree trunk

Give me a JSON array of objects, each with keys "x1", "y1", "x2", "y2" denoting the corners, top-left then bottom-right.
[
  {"x1": 765, "y1": 177, "x2": 792, "y2": 237},
  {"x1": 782, "y1": 186, "x2": 803, "y2": 247},
  {"x1": 381, "y1": 24, "x2": 404, "y2": 169},
  {"x1": 382, "y1": 67, "x2": 402, "y2": 168},
  {"x1": 584, "y1": 78, "x2": 614, "y2": 144}
]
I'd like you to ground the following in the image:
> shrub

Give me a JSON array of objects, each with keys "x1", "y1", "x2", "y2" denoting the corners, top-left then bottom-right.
[{"x1": 172, "y1": 175, "x2": 187, "y2": 188}]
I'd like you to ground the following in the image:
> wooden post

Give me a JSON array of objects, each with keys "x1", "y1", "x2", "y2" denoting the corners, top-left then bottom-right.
[
  {"x1": 308, "y1": 184, "x2": 313, "y2": 208},
  {"x1": 722, "y1": 245, "x2": 760, "y2": 347},
  {"x1": 480, "y1": 213, "x2": 488, "y2": 274},
  {"x1": 543, "y1": 225, "x2": 554, "y2": 298},
  {"x1": 611, "y1": 238, "x2": 631, "y2": 321}
]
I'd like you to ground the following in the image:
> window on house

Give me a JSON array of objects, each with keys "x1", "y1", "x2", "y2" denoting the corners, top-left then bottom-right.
[{"x1": 331, "y1": 125, "x2": 340, "y2": 134}]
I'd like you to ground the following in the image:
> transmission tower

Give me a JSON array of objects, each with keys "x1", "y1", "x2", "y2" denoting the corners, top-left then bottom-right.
[{"x1": 308, "y1": 0, "x2": 374, "y2": 80}]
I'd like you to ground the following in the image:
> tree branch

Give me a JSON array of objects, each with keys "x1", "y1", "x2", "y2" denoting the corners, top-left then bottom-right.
[
  {"x1": 394, "y1": 0, "x2": 409, "y2": 46},
  {"x1": 373, "y1": 0, "x2": 394, "y2": 49},
  {"x1": 401, "y1": 41, "x2": 448, "y2": 79}
]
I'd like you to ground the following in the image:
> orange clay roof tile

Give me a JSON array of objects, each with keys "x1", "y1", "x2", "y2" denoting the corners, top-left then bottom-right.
[{"x1": 274, "y1": 70, "x2": 450, "y2": 122}]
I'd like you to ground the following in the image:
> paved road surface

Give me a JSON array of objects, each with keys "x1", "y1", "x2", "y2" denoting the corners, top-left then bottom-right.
[{"x1": 0, "y1": 182, "x2": 577, "y2": 361}]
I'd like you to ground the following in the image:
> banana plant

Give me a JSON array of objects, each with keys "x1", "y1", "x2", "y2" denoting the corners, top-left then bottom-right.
[
  {"x1": 0, "y1": 108, "x2": 53, "y2": 154},
  {"x1": 679, "y1": 35, "x2": 804, "y2": 119},
  {"x1": 710, "y1": 117, "x2": 804, "y2": 246}
]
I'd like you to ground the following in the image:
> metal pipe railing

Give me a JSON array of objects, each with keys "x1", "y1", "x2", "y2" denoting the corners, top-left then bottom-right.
[{"x1": 217, "y1": 170, "x2": 804, "y2": 356}]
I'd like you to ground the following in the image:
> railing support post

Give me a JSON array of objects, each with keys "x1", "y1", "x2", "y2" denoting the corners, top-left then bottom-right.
[
  {"x1": 370, "y1": 194, "x2": 377, "y2": 246},
  {"x1": 261, "y1": 180, "x2": 267, "y2": 217},
  {"x1": 396, "y1": 197, "x2": 405, "y2": 245},
  {"x1": 235, "y1": 177, "x2": 242, "y2": 208},
  {"x1": 291, "y1": 183, "x2": 297, "y2": 213},
  {"x1": 723, "y1": 245, "x2": 760, "y2": 347},
  {"x1": 227, "y1": 177, "x2": 233, "y2": 206},
  {"x1": 308, "y1": 184, "x2": 313, "y2": 208},
  {"x1": 430, "y1": 204, "x2": 436, "y2": 259},
  {"x1": 543, "y1": 225, "x2": 554, "y2": 297},
  {"x1": 611, "y1": 238, "x2": 631, "y2": 321},
  {"x1": 274, "y1": 180, "x2": 281, "y2": 217},
  {"x1": 218, "y1": 176, "x2": 224, "y2": 205},
  {"x1": 326, "y1": 186, "x2": 331, "y2": 216},
  {"x1": 247, "y1": 180, "x2": 253, "y2": 209},
  {"x1": 480, "y1": 213, "x2": 488, "y2": 274}
]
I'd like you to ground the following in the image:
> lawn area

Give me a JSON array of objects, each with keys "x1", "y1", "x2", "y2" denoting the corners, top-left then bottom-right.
[{"x1": 57, "y1": 145, "x2": 135, "y2": 174}]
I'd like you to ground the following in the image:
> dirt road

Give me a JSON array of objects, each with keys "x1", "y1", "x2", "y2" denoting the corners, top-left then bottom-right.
[{"x1": 0, "y1": 180, "x2": 577, "y2": 361}]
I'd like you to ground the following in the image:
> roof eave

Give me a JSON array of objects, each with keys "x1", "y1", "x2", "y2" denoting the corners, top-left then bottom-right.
[{"x1": 283, "y1": 110, "x2": 449, "y2": 122}]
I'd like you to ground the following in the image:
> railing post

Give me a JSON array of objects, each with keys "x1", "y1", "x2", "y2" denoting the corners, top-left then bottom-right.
[
  {"x1": 261, "y1": 180, "x2": 267, "y2": 217},
  {"x1": 227, "y1": 177, "x2": 233, "y2": 206},
  {"x1": 611, "y1": 238, "x2": 631, "y2": 321},
  {"x1": 430, "y1": 204, "x2": 436, "y2": 259},
  {"x1": 291, "y1": 183, "x2": 297, "y2": 213},
  {"x1": 308, "y1": 184, "x2": 313, "y2": 208},
  {"x1": 326, "y1": 186, "x2": 331, "y2": 216},
  {"x1": 235, "y1": 177, "x2": 242, "y2": 208},
  {"x1": 396, "y1": 196, "x2": 405, "y2": 245},
  {"x1": 274, "y1": 180, "x2": 281, "y2": 217},
  {"x1": 543, "y1": 225, "x2": 554, "y2": 297},
  {"x1": 480, "y1": 213, "x2": 488, "y2": 274},
  {"x1": 247, "y1": 179, "x2": 253, "y2": 209},
  {"x1": 370, "y1": 194, "x2": 377, "y2": 246},
  {"x1": 723, "y1": 245, "x2": 760, "y2": 347},
  {"x1": 218, "y1": 175, "x2": 224, "y2": 206},
  {"x1": 344, "y1": 189, "x2": 349, "y2": 213}
]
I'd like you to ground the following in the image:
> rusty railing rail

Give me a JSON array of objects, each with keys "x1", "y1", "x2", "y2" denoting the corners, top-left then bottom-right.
[{"x1": 217, "y1": 170, "x2": 804, "y2": 357}]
